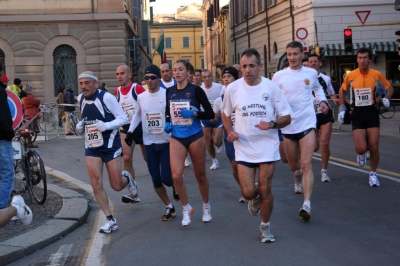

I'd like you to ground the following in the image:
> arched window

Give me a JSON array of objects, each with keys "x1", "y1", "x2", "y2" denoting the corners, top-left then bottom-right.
[
  {"x1": 0, "y1": 49, "x2": 5, "y2": 72},
  {"x1": 273, "y1": 42, "x2": 278, "y2": 55},
  {"x1": 53, "y1": 45, "x2": 77, "y2": 96}
]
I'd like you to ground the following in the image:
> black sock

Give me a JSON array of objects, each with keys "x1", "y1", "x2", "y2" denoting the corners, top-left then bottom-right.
[{"x1": 107, "y1": 215, "x2": 114, "y2": 221}]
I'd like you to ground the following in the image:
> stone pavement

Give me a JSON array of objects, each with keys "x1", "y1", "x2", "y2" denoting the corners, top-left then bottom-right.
[
  {"x1": 0, "y1": 106, "x2": 399, "y2": 265},
  {"x1": 0, "y1": 171, "x2": 89, "y2": 266}
]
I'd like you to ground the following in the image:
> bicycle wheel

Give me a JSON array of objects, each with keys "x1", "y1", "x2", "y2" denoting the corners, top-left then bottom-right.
[
  {"x1": 70, "y1": 114, "x2": 78, "y2": 136},
  {"x1": 379, "y1": 102, "x2": 395, "y2": 119},
  {"x1": 27, "y1": 150, "x2": 47, "y2": 204},
  {"x1": 39, "y1": 114, "x2": 58, "y2": 132},
  {"x1": 39, "y1": 115, "x2": 46, "y2": 131}
]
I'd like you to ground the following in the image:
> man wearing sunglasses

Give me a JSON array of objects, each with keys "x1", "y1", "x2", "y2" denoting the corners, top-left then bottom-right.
[
  {"x1": 114, "y1": 65, "x2": 146, "y2": 204},
  {"x1": 125, "y1": 65, "x2": 179, "y2": 221}
]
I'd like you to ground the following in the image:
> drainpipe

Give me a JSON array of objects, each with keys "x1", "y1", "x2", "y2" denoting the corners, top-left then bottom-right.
[
  {"x1": 231, "y1": 2, "x2": 237, "y2": 63},
  {"x1": 265, "y1": 0, "x2": 270, "y2": 77},
  {"x1": 290, "y1": 0, "x2": 294, "y2": 41},
  {"x1": 246, "y1": 0, "x2": 250, "y2": 47},
  {"x1": 91, "y1": 0, "x2": 94, "y2": 13}
]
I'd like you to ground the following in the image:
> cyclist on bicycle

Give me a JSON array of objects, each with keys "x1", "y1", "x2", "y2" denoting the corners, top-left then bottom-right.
[
  {"x1": 338, "y1": 47, "x2": 393, "y2": 187},
  {"x1": 64, "y1": 84, "x2": 76, "y2": 136}
]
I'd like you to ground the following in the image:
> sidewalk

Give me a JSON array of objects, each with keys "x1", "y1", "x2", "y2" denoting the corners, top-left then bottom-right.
[{"x1": 0, "y1": 171, "x2": 89, "y2": 266}]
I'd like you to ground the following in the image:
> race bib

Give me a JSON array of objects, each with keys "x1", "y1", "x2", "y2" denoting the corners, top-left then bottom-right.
[
  {"x1": 122, "y1": 102, "x2": 138, "y2": 123},
  {"x1": 355, "y1": 88, "x2": 372, "y2": 107},
  {"x1": 231, "y1": 113, "x2": 236, "y2": 126},
  {"x1": 145, "y1": 111, "x2": 164, "y2": 134},
  {"x1": 170, "y1": 101, "x2": 193, "y2": 126},
  {"x1": 85, "y1": 124, "x2": 104, "y2": 148},
  {"x1": 314, "y1": 98, "x2": 322, "y2": 114}
]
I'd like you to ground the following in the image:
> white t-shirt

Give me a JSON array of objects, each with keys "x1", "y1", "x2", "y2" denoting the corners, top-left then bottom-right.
[
  {"x1": 272, "y1": 66, "x2": 326, "y2": 134},
  {"x1": 222, "y1": 77, "x2": 292, "y2": 162},
  {"x1": 201, "y1": 82, "x2": 223, "y2": 109},
  {"x1": 161, "y1": 79, "x2": 175, "y2": 88},
  {"x1": 128, "y1": 89, "x2": 170, "y2": 145}
]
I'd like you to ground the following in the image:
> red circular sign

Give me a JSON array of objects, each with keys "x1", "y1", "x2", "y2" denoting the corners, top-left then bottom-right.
[
  {"x1": 6, "y1": 90, "x2": 23, "y2": 129},
  {"x1": 296, "y1": 28, "x2": 308, "y2": 40}
]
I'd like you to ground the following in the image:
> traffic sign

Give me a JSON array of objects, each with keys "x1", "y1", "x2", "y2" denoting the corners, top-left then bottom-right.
[
  {"x1": 296, "y1": 40, "x2": 309, "y2": 52},
  {"x1": 6, "y1": 90, "x2": 23, "y2": 129},
  {"x1": 355, "y1": 10, "x2": 370, "y2": 25},
  {"x1": 296, "y1": 28, "x2": 308, "y2": 40}
]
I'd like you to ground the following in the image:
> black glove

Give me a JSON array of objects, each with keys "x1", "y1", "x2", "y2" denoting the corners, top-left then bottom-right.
[{"x1": 125, "y1": 132, "x2": 134, "y2": 147}]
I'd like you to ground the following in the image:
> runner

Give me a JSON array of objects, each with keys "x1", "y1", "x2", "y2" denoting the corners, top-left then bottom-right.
[
  {"x1": 308, "y1": 54, "x2": 340, "y2": 182},
  {"x1": 338, "y1": 47, "x2": 393, "y2": 187},
  {"x1": 125, "y1": 65, "x2": 179, "y2": 221},
  {"x1": 76, "y1": 71, "x2": 135, "y2": 234},
  {"x1": 164, "y1": 59, "x2": 215, "y2": 226},
  {"x1": 272, "y1": 41, "x2": 329, "y2": 221},
  {"x1": 222, "y1": 48, "x2": 292, "y2": 242},
  {"x1": 193, "y1": 69, "x2": 203, "y2": 87},
  {"x1": 212, "y1": 66, "x2": 247, "y2": 202},
  {"x1": 159, "y1": 63, "x2": 177, "y2": 89},
  {"x1": 114, "y1": 65, "x2": 145, "y2": 204},
  {"x1": 201, "y1": 69, "x2": 223, "y2": 170}
]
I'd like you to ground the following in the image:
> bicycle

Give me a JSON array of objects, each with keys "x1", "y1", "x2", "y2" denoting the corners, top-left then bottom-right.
[
  {"x1": 13, "y1": 128, "x2": 47, "y2": 204},
  {"x1": 378, "y1": 99, "x2": 395, "y2": 119},
  {"x1": 59, "y1": 104, "x2": 80, "y2": 136},
  {"x1": 39, "y1": 104, "x2": 59, "y2": 132}
]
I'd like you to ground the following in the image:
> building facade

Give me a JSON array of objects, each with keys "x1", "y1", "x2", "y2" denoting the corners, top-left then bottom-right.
[
  {"x1": 0, "y1": 0, "x2": 151, "y2": 103},
  {"x1": 150, "y1": 4, "x2": 204, "y2": 69},
  {"x1": 205, "y1": 0, "x2": 399, "y2": 95}
]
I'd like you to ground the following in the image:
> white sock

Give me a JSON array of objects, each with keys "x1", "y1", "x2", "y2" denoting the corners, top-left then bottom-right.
[
  {"x1": 203, "y1": 202, "x2": 210, "y2": 209},
  {"x1": 12, "y1": 204, "x2": 23, "y2": 217},
  {"x1": 183, "y1": 204, "x2": 191, "y2": 212},
  {"x1": 303, "y1": 200, "x2": 311, "y2": 209},
  {"x1": 213, "y1": 158, "x2": 218, "y2": 163},
  {"x1": 261, "y1": 221, "x2": 270, "y2": 227},
  {"x1": 370, "y1": 171, "x2": 377, "y2": 176},
  {"x1": 166, "y1": 203, "x2": 172, "y2": 208},
  {"x1": 321, "y1": 169, "x2": 327, "y2": 173}
]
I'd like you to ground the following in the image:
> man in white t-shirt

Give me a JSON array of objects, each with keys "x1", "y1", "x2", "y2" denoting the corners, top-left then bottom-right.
[
  {"x1": 159, "y1": 63, "x2": 177, "y2": 89},
  {"x1": 201, "y1": 69, "x2": 223, "y2": 170},
  {"x1": 308, "y1": 54, "x2": 340, "y2": 182},
  {"x1": 272, "y1": 41, "x2": 329, "y2": 221},
  {"x1": 222, "y1": 48, "x2": 292, "y2": 243}
]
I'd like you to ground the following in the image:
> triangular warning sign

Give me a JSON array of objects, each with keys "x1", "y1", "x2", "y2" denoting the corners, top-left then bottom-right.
[{"x1": 355, "y1": 10, "x2": 370, "y2": 25}]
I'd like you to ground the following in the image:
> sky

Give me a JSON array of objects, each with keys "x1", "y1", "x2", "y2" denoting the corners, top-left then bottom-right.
[{"x1": 151, "y1": 0, "x2": 203, "y2": 14}]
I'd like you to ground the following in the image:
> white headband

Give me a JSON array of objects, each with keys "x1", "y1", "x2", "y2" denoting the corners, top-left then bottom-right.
[{"x1": 78, "y1": 73, "x2": 98, "y2": 81}]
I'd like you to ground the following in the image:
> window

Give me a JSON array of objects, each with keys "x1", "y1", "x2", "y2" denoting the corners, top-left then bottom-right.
[
  {"x1": 0, "y1": 49, "x2": 5, "y2": 73},
  {"x1": 183, "y1": 37, "x2": 190, "y2": 48},
  {"x1": 200, "y1": 58, "x2": 205, "y2": 69},
  {"x1": 167, "y1": 59, "x2": 173, "y2": 67},
  {"x1": 53, "y1": 45, "x2": 78, "y2": 97},
  {"x1": 249, "y1": 0, "x2": 254, "y2": 17},
  {"x1": 200, "y1": 36, "x2": 204, "y2": 47},
  {"x1": 166, "y1": 37, "x2": 172, "y2": 48},
  {"x1": 151, "y1": 38, "x2": 156, "y2": 49},
  {"x1": 267, "y1": 0, "x2": 277, "y2": 7},
  {"x1": 257, "y1": 0, "x2": 264, "y2": 12}
]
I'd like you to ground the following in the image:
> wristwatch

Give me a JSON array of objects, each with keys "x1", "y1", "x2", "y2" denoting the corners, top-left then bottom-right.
[
  {"x1": 271, "y1": 121, "x2": 277, "y2": 128},
  {"x1": 194, "y1": 111, "x2": 198, "y2": 117}
]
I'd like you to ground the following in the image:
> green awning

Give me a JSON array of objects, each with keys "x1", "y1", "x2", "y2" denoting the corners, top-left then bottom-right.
[
  {"x1": 373, "y1": 42, "x2": 398, "y2": 52},
  {"x1": 324, "y1": 43, "x2": 375, "y2": 56}
]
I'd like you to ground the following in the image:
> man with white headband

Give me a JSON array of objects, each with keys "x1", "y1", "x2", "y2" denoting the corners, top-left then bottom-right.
[{"x1": 76, "y1": 71, "x2": 136, "y2": 234}]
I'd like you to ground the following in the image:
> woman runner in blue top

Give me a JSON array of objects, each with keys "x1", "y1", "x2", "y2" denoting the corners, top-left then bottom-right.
[{"x1": 164, "y1": 59, "x2": 215, "y2": 227}]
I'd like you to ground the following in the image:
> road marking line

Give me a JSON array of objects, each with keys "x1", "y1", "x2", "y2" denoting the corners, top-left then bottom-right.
[
  {"x1": 47, "y1": 244, "x2": 73, "y2": 266},
  {"x1": 313, "y1": 157, "x2": 400, "y2": 183}
]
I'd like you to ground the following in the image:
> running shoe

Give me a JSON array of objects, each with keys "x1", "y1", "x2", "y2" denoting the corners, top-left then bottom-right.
[
  {"x1": 184, "y1": 155, "x2": 191, "y2": 167},
  {"x1": 294, "y1": 183, "x2": 303, "y2": 194},
  {"x1": 299, "y1": 205, "x2": 311, "y2": 221},
  {"x1": 366, "y1": 151, "x2": 370, "y2": 160},
  {"x1": 182, "y1": 207, "x2": 195, "y2": 227},
  {"x1": 215, "y1": 145, "x2": 223, "y2": 154},
  {"x1": 99, "y1": 218, "x2": 118, "y2": 234},
  {"x1": 248, "y1": 196, "x2": 260, "y2": 216},
  {"x1": 239, "y1": 196, "x2": 248, "y2": 203},
  {"x1": 122, "y1": 171, "x2": 140, "y2": 203},
  {"x1": 202, "y1": 207, "x2": 212, "y2": 223},
  {"x1": 321, "y1": 170, "x2": 331, "y2": 182},
  {"x1": 11, "y1": 195, "x2": 33, "y2": 225},
  {"x1": 369, "y1": 173, "x2": 380, "y2": 187},
  {"x1": 162, "y1": 206, "x2": 176, "y2": 221},
  {"x1": 172, "y1": 186, "x2": 180, "y2": 201},
  {"x1": 259, "y1": 225, "x2": 275, "y2": 243},
  {"x1": 357, "y1": 153, "x2": 367, "y2": 167},
  {"x1": 210, "y1": 158, "x2": 219, "y2": 170},
  {"x1": 122, "y1": 193, "x2": 141, "y2": 204}
]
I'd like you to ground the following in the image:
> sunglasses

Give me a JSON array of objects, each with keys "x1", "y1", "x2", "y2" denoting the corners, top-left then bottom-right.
[{"x1": 144, "y1": 75, "x2": 158, "y2": 80}]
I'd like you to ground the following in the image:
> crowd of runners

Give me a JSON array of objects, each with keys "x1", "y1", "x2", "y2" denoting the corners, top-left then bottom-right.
[{"x1": 2, "y1": 41, "x2": 391, "y2": 243}]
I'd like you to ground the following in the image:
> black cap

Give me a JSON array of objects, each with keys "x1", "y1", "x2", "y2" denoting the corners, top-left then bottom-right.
[
  {"x1": 14, "y1": 78, "x2": 21, "y2": 85},
  {"x1": 222, "y1": 66, "x2": 239, "y2": 80},
  {"x1": 145, "y1": 64, "x2": 161, "y2": 78}
]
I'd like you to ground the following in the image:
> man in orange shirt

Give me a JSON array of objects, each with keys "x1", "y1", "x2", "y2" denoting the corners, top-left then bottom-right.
[{"x1": 339, "y1": 47, "x2": 393, "y2": 187}]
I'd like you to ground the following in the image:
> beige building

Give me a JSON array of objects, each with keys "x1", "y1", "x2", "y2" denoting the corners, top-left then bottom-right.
[
  {"x1": 150, "y1": 3, "x2": 204, "y2": 69},
  {"x1": 0, "y1": 0, "x2": 150, "y2": 103}
]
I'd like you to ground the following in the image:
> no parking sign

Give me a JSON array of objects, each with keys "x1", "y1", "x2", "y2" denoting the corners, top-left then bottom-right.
[{"x1": 6, "y1": 90, "x2": 23, "y2": 129}]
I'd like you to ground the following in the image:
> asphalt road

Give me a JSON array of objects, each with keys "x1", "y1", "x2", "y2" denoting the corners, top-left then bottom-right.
[{"x1": 9, "y1": 130, "x2": 400, "y2": 266}]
